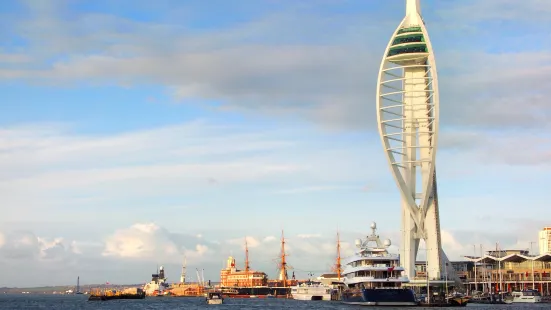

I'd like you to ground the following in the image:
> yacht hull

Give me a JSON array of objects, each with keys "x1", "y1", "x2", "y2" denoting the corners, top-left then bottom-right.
[
  {"x1": 292, "y1": 294, "x2": 331, "y2": 301},
  {"x1": 342, "y1": 288, "x2": 418, "y2": 307}
]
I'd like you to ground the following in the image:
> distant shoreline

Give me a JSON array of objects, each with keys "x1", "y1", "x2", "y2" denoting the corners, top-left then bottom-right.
[
  {"x1": 1, "y1": 284, "x2": 141, "y2": 294},
  {"x1": 2, "y1": 282, "x2": 222, "y2": 294}
]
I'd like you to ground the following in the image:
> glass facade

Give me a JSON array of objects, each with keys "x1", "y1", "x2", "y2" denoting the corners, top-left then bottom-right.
[
  {"x1": 397, "y1": 26, "x2": 422, "y2": 34},
  {"x1": 392, "y1": 35, "x2": 425, "y2": 46},
  {"x1": 387, "y1": 44, "x2": 428, "y2": 57}
]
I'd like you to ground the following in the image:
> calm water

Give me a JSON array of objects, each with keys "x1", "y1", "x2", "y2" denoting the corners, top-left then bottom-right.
[{"x1": 1, "y1": 294, "x2": 549, "y2": 309}]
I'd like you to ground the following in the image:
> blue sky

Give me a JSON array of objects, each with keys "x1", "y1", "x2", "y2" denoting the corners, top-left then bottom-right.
[{"x1": 1, "y1": 0, "x2": 550, "y2": 287}]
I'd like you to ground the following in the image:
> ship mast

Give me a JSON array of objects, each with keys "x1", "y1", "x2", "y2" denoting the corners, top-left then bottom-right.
[
  {"x1": 333, "y1": 231, "x2": 342, "y2": 281},
  {"x1": 245, "y1": 238, "x2": 251, "y2": 287},
  {"x1": 279, "y1": 230, "x2": 288, "y2": 287}
]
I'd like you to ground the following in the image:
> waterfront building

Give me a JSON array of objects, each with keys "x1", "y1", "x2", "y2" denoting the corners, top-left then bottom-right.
[
  {"x1": 540, "y1": 227, "x2": 551, "y2": 254},
  {"x1": 463, "y1": 250, "x2": 551, "y2": 296},
  {"x1": 220, "y1": 256, "x2": 268, "y2": 287}
]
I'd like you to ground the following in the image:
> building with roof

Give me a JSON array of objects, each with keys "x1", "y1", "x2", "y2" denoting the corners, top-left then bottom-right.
[
  {"x1": 540, "y1": 227, "x2": 551, "y2": 255},
  {"x1": 463, "y1": 250, "x2": 551, "y2": 295}
]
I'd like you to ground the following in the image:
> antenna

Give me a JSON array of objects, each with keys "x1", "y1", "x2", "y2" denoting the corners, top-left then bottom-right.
[
  {"x1": 180, "y1": 255, "x2": 187, "y2": 283},
  {"x1": 245, "y1": 237, "x2": 250, "y2": 272}
]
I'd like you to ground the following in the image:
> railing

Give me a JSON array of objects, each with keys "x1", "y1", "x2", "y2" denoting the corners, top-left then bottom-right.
[
  {"x1": 397, "y1": 26, "x2": 422, "y2": 34},
  {"x1": 346, "y1": 276, "x2": 409, "y2": 282}
]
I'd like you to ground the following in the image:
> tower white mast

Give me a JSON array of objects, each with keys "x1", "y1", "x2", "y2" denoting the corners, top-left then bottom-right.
[
  {"x1": 376, "y1": 0, "x2": 449, "y2": 281},
  {"x1": 180, "y1": 255, "x2": 187, "y2": 283}
]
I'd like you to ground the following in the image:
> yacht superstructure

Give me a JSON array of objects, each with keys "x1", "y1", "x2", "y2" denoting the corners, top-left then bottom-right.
[
  {"x1": 341, "y1": 222, "x2": 417, "y2": 306},
  {"x1": 510, "y1": 290, "x2": 542, "y2": 303}
]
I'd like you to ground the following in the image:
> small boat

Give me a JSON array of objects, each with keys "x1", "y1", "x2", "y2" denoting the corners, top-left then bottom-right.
[
  {"x1": 206, "y1": 291, "x2": 224, "y2": 305},
  {"x1": 510, "y1": 290, "x2": 542, "y2": 303},
  {"x1": 290, "y1": 280, "x2": 336, "y2": 301}
]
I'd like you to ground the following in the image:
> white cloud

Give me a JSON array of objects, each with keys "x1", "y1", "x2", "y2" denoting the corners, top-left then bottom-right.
[
  {"x1": 4, "y1": 0, "x2": 550, "y2": 134},
  {"x1": 0, "y1": 221, "x2": 547, "y2": 287},
  {"x1": 274, "y1": 185, "x2": 354, "y2": 194},
  {"x1": 227, "y1": 236, "x2": 261, "y2": 248},
  {"x1": 440, "y1": 230, "x2": 465, "y2": 256},
  {"x1": 297, "y1": 234, "x2": 322, "y2": 239},
  {"x1": 0, "y1": 231, "x2": 79, "y2": 262},
  {"x1": 102, "y1": 223, "x2": 215, "y2": 265},
  {"x1": 103, "y1": 223, "x2": 173, "y2": 259},
  {"x1": 0, "y1": 232, "x2": 5, "y2": 248},
  {"x1": 187, "y1": 244, "x2": 209, "y2": 258}
]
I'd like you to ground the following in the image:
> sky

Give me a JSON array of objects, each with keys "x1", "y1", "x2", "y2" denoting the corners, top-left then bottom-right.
[{"x1": 1, "y1": 0, "x2": 551, "y2": 287}]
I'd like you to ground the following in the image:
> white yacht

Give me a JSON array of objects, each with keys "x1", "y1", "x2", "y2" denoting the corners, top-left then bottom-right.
[
  {"x1": 290, "y1": 280, "x2": 336, "y2": 301},
  {"x1": 341, "y1": 222, "x2": 417, "y2": 306},
  {"x1": 509, "y1": 290, "x2": 542, "y2": 303}
]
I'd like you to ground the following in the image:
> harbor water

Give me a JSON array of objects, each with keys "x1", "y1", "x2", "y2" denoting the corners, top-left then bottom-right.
[{"x1": 1, "y1": 294, "x2": 550, "y2": 309}]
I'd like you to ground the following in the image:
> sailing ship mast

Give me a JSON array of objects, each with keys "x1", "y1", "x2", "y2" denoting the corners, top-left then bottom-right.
[
  {"x1": 279, "y1": 230, "x2": 289, "y2": 287},
  {"x1": 332, "y1": 231, "x2": 342, "y2": 281},
  {"x1": 245, "y1": 238, "x2": 251, "y2": 287}
]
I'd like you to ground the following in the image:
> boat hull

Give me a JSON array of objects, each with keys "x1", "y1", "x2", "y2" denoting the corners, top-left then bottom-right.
[
  {"x1": 341, "y1": 288, "x2": 418, "y2": 306},
  {"x1": 88, "y1": 293, "x2": 146, "y2": 301},
  {"x1": 221, "y1": 286, "x2": 290, "y2": 298},
  {"x1": 292, "y1": 294, "x2": 331, "y2": 301},
  {"x1": 512, "y1": 297, "x2": 542, "y2": 303}
]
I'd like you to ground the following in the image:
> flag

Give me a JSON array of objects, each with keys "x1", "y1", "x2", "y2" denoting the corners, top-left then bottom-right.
[{"x1": 106, "y1": 282, "x2": 110, "y2": 285}]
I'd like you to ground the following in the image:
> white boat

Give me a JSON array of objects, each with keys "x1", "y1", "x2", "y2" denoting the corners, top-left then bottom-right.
[
  {"x1": 206, "y1": 291, "x2": 224, "y2": 304},
  {"x1": 290, "y1": 281, "x2": 336, "y2": 301},
  {"x1": 510, "y1": 290, "x2": 542, "y2": 303},
  {"x1": 341, "y1": 222, "x2": 417, "y2": 306}
]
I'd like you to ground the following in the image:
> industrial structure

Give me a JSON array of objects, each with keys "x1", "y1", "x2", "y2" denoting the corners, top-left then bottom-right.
[
  {"x1": 376, "y1": 0, "x2": 452, "y2": 282},
  {"x1": 180, "y1": 256, "x2": 186, "y2": 283}
]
